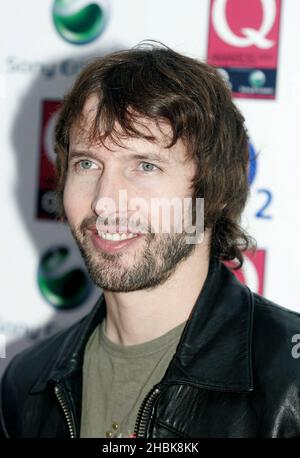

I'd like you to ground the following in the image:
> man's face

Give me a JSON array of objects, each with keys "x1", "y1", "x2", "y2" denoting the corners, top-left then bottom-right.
[{"x1": 63, "y1": 95, "x2": 199, "y2": 292}]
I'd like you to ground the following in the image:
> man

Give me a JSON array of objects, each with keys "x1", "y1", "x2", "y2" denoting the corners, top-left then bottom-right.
[{"x1": 1, "y1": 43, "x2": 300, "y2": 438}]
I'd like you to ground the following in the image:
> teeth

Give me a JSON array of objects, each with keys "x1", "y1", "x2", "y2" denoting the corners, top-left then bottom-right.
[{"x1": 98, "y1": 232, "x2": 138, "y2": 241}]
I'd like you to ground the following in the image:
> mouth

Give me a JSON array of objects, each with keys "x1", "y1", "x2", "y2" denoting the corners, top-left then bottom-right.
[
  {"x1": 98, "y1": 231, "x2": 138, "y2": 241},
  {"x1": 86, "y1": 226, "x2": 145, "y2": 253}
]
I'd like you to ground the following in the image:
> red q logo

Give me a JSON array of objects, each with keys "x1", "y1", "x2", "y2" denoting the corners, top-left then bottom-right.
[
  {"x1": 43, "y1": 108, "x2": 60, "y2": 165},
  {"x1": 225, "y1": 250, "x2": 266, "y2": 295},
  {"x1": 212, "y1": 0, "x2": 277, "y2": 49},
  {"x1": 37, "y1": 100, "x2": 62, "y2": 219},
  {"x1": 207, "y1": 0, "x2": 281, "y2": 99}
]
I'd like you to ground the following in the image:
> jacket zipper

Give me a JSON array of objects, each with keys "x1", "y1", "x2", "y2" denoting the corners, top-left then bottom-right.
[
  {"x1": 134, "y1": 387, "x2": 161, "y2": 438},
  {"x1": 54, "y1": 384, "x2": 77, "y2": 438}
]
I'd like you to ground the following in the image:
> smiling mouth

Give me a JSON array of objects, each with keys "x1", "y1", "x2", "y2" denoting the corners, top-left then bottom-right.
[{"x1": 98, "y1": 232, "x2": 138, "y2": 241}]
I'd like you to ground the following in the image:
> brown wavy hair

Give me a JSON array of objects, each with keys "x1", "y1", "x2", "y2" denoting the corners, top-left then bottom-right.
[{"x1": 54, "y1": 42, "x2": 255, "y2": 268}]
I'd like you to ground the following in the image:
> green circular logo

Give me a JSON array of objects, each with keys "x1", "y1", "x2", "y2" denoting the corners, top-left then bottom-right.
[
  {"x1": 53, "y1": 0, "x2": 110, "y2": 45},
  {"x1": 38, "y1": 246, "x2": 93, "y2": 309},
  {"x1": 249, "y1": 70, "x2": 266, "y2": 88}
]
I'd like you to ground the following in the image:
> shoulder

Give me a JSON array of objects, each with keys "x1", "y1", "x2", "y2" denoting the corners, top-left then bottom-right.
[
  {"x1": 2, "y1": 319, "x2": 81, "y2": 389},
  {"x1": 0, "y1": 318, "x2": 82, "y2": 406},
  {"x1": 253, "y1": 293, "x2": 300, "y2": 340},
  {"x1": 0, "y1": 300, "x2": 103, "y2": 436},
  {"x1": 2, "y1": 304, "x2": 102, "y2": 387},
  {"x1": 1, "y1": 297, "x2": 104, "y2": 390},
  {"x1": 0, "y1": 323, "x2": 81, "y2": 437},
  {"x1": 251, "y1": 293, "x2": 300, "y2": 381}
]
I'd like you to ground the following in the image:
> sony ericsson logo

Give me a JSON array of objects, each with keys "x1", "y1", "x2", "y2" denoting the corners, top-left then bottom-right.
[
  {"x1": 37, "y1": 246, "x2": 93, "y2": 310},
  {"x1": 212, "y1": 0, "x2": 276, "y2": 49},
  {"x1": 52, "y1": 0, "x2": 110, "y2": 45}
]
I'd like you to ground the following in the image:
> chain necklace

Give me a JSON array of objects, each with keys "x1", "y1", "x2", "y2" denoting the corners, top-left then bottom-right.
[
  {"x1": 105, "y1": 421, "x2": 136, "y2": 438},
  {"x1": 104, "y1": 382, "x2": 147, "y2": 438}
]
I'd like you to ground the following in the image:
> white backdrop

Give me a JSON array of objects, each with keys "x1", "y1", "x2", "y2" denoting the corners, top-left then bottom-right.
[{"x1": 1, "y1": 0, "x2": 300, "y2": 375}]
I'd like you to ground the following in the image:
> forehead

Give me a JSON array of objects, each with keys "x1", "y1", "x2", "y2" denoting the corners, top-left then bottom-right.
[{"x1": 69, "y1": 94, "x2": 175, "y2": 150}]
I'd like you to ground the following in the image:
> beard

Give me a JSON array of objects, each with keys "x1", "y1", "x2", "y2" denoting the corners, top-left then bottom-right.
[{"x1": 70, "y1": 219, "x2": 196, "y2": 292}]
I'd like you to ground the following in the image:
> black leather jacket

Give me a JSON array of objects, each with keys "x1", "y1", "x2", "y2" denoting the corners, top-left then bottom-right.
[{"x1": 1, "y1": 260, "x2": 300, "y2": 438}]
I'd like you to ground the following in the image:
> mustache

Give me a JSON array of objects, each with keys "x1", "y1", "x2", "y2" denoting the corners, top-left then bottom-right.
[{"x1": 80, "y1": 216, "x2": 97, "y2": 233}]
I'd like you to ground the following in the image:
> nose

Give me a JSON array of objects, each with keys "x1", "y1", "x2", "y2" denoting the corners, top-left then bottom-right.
[{"x1": 91, "y1": 166, "x2": 127, "y2": 217}]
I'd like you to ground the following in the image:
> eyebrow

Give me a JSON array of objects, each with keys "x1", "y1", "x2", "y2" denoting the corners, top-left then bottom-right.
[{"x1": 68, "y1": 149, "x2": 170, "y2": 164}]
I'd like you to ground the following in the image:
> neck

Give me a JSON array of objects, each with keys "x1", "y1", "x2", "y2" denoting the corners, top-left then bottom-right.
[{"x1": 102, "y1": 233, "x2": 210, "y2": 346}]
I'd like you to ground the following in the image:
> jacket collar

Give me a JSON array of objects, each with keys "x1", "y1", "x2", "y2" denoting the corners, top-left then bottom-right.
[
  {"x1": 31, "y1": 258, "x2": 254, "y2": 393},
  {"x1": 163, "y1": 259, "x2": 254, "y2": 392}
]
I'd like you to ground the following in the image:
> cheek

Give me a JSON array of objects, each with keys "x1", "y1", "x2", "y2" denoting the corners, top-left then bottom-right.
[{"x1": 63, "y1": 178, "x2": 91, "y2": 225}]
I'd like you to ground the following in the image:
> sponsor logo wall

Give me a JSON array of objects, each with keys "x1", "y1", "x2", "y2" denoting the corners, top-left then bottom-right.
[{"x1": 1, "y1": 0, "x2": 300, "y2": 374}]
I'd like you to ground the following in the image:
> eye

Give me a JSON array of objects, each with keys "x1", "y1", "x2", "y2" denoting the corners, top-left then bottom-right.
[
  {"x1": 139, "y1": 162, "x2": 158, "y2": 172},
  {"x1": 72, "y1": 159, "x2": 98, "y2": 172},
  {"x1": 79, "y1": 159, "x2": 97, "y2": 170}
]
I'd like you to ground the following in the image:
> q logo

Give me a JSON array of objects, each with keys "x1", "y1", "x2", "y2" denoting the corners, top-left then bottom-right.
[
  {"x1": 52, "y1": 0, "x2": 110, "y2": 45},
  {"x1": 44, "y1": 108, "x2": 59, "y2": 166},
  {"x1": 212, "y1": 0, "x2": 276, "y2": 49},
  {"x1": 225, "y1": 250, "x2": 266, "y2": 295},
  {"x1": 37, "y1": 246, "x2": 93, "y2": 310}
]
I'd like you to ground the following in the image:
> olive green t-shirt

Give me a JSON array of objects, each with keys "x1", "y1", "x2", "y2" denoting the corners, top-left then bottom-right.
[{"x1": 80, "y1": 319, "x2": 186, "y2": 438}]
